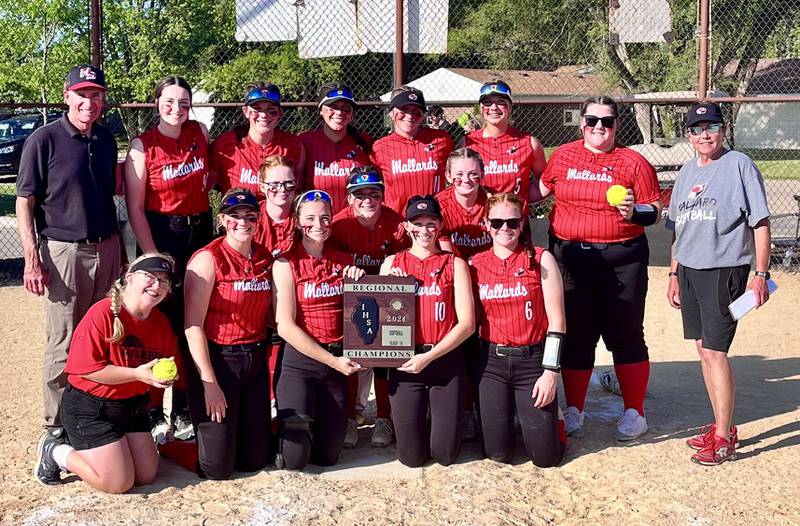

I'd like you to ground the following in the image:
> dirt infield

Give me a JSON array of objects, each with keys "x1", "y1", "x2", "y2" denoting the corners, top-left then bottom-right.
[{"x1": 0, "y1": 270, "x2": 798, "y2": 526}]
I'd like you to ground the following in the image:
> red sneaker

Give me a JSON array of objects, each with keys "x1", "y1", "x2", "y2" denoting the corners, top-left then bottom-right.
[
  {"x1": 691, "y1": 434, "x2": 736, "y2": 466},
  {"x1": 686, "y1": 424, "x2": 739, "y2": 450}
]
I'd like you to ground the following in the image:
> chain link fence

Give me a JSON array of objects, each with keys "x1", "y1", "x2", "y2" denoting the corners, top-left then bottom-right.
[{"x1": 1, "y1": 0, "x2": 799, "y2": 280}]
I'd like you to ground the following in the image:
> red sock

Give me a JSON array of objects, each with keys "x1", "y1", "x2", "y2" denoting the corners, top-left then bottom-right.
[
  {"x1": 614, "y1": 361, "x2": 650, "y2": 415},
  {"x1": 268, "y1": 343, "x2": 281, "y2": 401},
  {"x1": 561, "y1": 368, "x2": 593, "y2": 411},
  {"x1": 375, "y1": 376, "x2": 391, "y2": 419},
  {"x1": 346, "y1": 373, "x2": 359, "y2": 419},
  {"x1": 158, "y1": 441, "x2": 198, "y2": 473}
]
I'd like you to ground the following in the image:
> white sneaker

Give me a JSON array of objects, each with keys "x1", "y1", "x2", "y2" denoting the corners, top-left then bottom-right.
[
  {"x1": 563, "y1": 406, "x2": 585, "y2": 438},
  {"x1": 151, "y1": 420, "x2": 173, "y2": 445},
  {"x1": 371, "y1": 418, "x2": 394, "y2": 447},
  {"x1": 616, "y1": 408, "x2": 648, "y2": 441},
  {"x1": 461, "y1": 410, "x2": 477, "y2": 441},
  {"x1": 344, "y1": 418, "x2": 358, "y2": 448}
]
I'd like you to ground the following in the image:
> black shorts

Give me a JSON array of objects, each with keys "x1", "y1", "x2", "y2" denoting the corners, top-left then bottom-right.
[
  {"x1": 678, "y1": 264, "x2": 749, "y2": 353},
  {"x1": 62, "y1": 385, "x2": 151, "y2": 451}
]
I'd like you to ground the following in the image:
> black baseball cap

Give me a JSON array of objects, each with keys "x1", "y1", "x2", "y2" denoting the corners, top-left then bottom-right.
[
  {"x1": 65, "y1": 65, "x2": 107, "y2": 91},
  {"x1": 130, "y1": 255, "x2": 176, "y2": 283},
  {"x1": 405, "y1": 195, "x2": 442, "y2": 221},
  {"x1": 219, "y1": 189, "x2": 260, "y2": 214},
  {"x1": 389, "y1": 88, "x2": 426, "y2": 112},
  {"x1": 685, "y1": 102, "x2": 724, "y2": 128}
]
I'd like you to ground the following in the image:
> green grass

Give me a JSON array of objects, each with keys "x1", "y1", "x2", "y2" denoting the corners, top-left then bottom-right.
[
  {"x1": 742, "y1": 149, "x2": 800, "y2": 180},
  {"x1": 0, "y1": 183, "x2": 15, "y2": 217}
]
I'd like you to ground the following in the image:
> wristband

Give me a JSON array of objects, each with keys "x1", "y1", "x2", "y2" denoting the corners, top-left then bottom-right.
[
  {"x1": 754, "y1": 270, "x2": 771, "y2": 280},
  {"x1": 668, "y1": 271, "x2": 678, "y2": 277},
  {"x1": 542, "y1": 331, "x2": 565, "y2": 371},
  {"x1": 630, "y1": 204, "x2": 658, "y2": 226}
]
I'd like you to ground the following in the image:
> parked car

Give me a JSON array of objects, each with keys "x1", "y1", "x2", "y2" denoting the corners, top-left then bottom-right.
[{"x1": 0, "y1": 112, "x2": 62, "y2": 176}]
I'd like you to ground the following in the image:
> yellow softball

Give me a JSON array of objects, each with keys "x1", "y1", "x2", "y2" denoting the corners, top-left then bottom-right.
[
  {"x1": 152, "y1": 358, "x2": 178, "y2": 382},
  {"x1": 606, "y1": 185, "x2": 629, "y2": 206}
]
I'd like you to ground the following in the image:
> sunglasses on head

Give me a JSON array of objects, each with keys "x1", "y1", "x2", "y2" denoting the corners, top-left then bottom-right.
[
  {"x1": 480, "y1": 83, "x2": 512, "y2": 98},
  {"x1": 688, "y1": 123, "x2": 723, "y2": 136},
  {"x1": 245, "y1": 87, "x2": 281, "y2": 105},
  {"x1": 488, "y1": 218, "x2": 522, "y2": 230},
  {"x1": 264, "y1": 180, "x2": 297, "y2": 192},
  {"x1": 583, "y1": 115, "x2": 616, "y2": 129},
  {"x1": 296, "y1": 190, "x2": 333, "y2": 212},
  {"x1": 320, "y1": 87, "x2": 355, "y2": 105}
]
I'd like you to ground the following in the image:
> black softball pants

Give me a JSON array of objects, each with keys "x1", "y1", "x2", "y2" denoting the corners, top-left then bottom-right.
[
  {"x1": 187, "y1": 341, "x2": 270, "y2": 480},
  {"x1": 550, "y1": 234, "x2": 650, "y2": 369},
  {"x1": 388, "y1": 349, "x2": 466, "y2": 468},
  {"x1": 474, "y1": 340, "x2": 562, "y2": 467},
  {"x1": 275, "y1": 344, "x2": 348, "y2": 470}
]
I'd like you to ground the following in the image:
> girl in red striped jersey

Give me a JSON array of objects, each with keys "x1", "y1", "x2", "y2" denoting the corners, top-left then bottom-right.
[
  {"x1": 35, "y1": 253, "x2": 179, "y2": 492},
  {"x1": 535, "y1": 96, "x2": 662, "y2": 442},
  {"x1": 210, "y1": 82, "x2": 305, "y2": 200},
  {"x1": 183, "y1": 189, "x2": 274, "y2": 480},
  {"x1": 469, "y1": 193, "x2": 565, "y2": 466},
  {"x1": 124, "y1": 76, "x2": 212, "y2": 441},
  {"x1": 255, "y1": 155, "x2": 298, "y2": 258},
  {"x1": 371, "y1": 87, "x2": 453, "y2": 214},
  {"x1": 379, "y1": 195, "x2": 475, "y2": 467},
  {"x1": 272, "y1": 190, "x2": 366, "y2": 470},
  {"x1": 299, "y1": 83, "x2": 372, "y2": 215},
  {"x1": 463, "y1": 80, "x2": 546, "y2": 206}
]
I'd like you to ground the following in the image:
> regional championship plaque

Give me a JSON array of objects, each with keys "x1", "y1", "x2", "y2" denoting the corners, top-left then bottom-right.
[{"x1": 343, "y1": 276, "x2": 416, "y2": 367}]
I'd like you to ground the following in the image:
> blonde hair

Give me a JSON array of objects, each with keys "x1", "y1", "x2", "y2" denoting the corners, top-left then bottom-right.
[
  {"x1": 485, "y1": 192, "x2": 524, "y2": 218},
  {"x1": 107, "y1": 252, "x2": 176, "y2": 343},
  {"x1": 258, "y1": 155, "x2": 295, "y2": 184}
]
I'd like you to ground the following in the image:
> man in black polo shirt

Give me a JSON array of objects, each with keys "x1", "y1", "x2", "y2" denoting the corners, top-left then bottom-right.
[{"x1": 16, "y1": 65, "x2": 122, "y2": 484}]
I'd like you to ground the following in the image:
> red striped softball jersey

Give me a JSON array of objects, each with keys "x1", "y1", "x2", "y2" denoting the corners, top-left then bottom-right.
[
  {"x1": 328, "y1": 205, "x2": 409, "y2": 274},
  {"x1": 298, "y1": 128, "x2": 372, "y2": 214},
  {"x1": 391, "y1": 251, "x2": 457, "y2": 345},
  {"x1": 470, "y1": 246, "x2": 548, "y2": 346},
  {"x1": 370, "y1": 128, "x2": 453, "y2": 214},
  {"x1": 137, "y1": 120, "x2": 209, "y2": 215},
  {"x1": 192, "y1": 237, "x2": 273, "y2": 345},
  {"x1": 210, "y1": 128, "x2": 303, "y2": 200},
  {"x1": 464, "y1": 127, "x2": 535, "y2": 203},
  {"x1": 255, "y1": 203, "x2": 297, "y2": 258},
  {"x1": 66, "y1": 297, "x2": 178, "y2": 400},
  {"x1": 436, "y1": 187, "x2": 491, "y2": 259},
  {"x1": 285, "y1": 245, "x2": 352, "y2": 344},
  {"x1": 541, "y1": 140, "x2": 660, "y2": 243}
]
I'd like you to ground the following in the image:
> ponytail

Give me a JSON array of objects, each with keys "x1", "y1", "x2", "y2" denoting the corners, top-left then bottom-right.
[{"x1": 107, "y1": 277, "x2": 126, "y2": 343}]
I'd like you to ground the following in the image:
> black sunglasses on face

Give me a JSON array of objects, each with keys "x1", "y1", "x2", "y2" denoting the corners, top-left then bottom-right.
[
  {"x1": 583, "y1": 115, "x2": 616, "y2": 129},
  {"x1": 488, "y1": 218, "x2": 522, "y2": 230}
]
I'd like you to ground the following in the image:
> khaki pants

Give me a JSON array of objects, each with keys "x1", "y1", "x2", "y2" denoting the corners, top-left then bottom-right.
[{"x1": 40, "y1": 235, "x2": 121, "y2": 428}]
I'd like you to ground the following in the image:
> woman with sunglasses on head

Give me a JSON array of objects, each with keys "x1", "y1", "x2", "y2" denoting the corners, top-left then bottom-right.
[
  {"x1": 299, "y1": 83, "x2": 372, "y2": 215},
  {"x1": 666, "y1": 103, "x2": 770, "y2": 466},
  {"x1": 469, "y1": 193, "x2": 565, "y2": 466},
  {"x1": 371, "y1": 86, "x2": 454, "y2": 215},
  {"x1": 124, "y1": 75, "x2": 212, "y2": 441},
  {"x1": 329, "y1": 166, "x2": 409, "y2": 449},
  {"x1": 379, "y1": 195, "x2": 475, "y2": 467},
  {"x1": 272, "y1": 190, "x2": 366, "y2": 470},
  {"x1": 183, "y1": 189, "x2": 274, "y2": 480},
  {"x1": 35, "y1": 253, "x2": 179, "y2": 492},
  {"x1": 463, "y1": 80, "x2": 546, "y2": 206},
  {"x1": 210, "y1": 82, "x2": 305, "y2": 200},
  {"x1": 535, "y1": 96, "x2": 661, "y2": 442}
]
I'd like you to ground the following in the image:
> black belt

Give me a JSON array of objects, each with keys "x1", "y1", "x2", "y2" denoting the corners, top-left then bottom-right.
[
  {"x1": 327, "y1": 343, "x2": 343, "y2": 357},
  {"x1": 43, "y1": 233, "x2": 114, "y2": 245},
  {"x1": 415, "y1": 344, "x2": 434, "y2": 354},
  {"x1": 213, "y1": 340, "x2": 267, "y2": 353},
  {"x1": 167, "y1": 213, "x2": 204, "y2": 228},
  {"x1": 485, "y1": 340, "x2": 542, "y2": 358},
  {"x1": 552, "y1": 234, "x2": 644, "y2": 251}
]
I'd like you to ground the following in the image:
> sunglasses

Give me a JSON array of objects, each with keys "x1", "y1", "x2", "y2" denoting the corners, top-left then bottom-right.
[
  {"x1": 583, "y1": 115, "x2": 616, "y2": 129},
  {"x1": 245, "y1": 87, "x2": 281, "y2": 106},
  {"x1": 135, "y1": 270, "x2": 171, "y2": 289},
  {"x1": 296, "y1": 190, "x2": 332, "y2": 212},
  {"x1": 226, "y1": 212, "x2": 259, "y2": 223},
  {"x1": 688, "y1": 123, "x2": 723, "y2": 136},
  {"x1": 320, "y1": 88, "x2": 355, "y2": 106},
  {"x1": 488, "y1": 218, "x2": 522, "y2": 230},
  {"x1": 480, "y1": 83, "x2": 512, "y2": 98},
  {"x1": 264, "y1": 181, "x2": 297, "y2": 192}
]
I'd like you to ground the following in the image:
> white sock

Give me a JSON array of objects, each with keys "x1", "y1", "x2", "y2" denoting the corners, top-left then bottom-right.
[{"x1": 52, "y1": 444, "x2": 74, "y2": 470}]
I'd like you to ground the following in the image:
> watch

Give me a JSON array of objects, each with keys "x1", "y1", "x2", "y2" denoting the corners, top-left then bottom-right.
[{"x1": 754, "y1": 270, "x2": 771, "y2": 280}]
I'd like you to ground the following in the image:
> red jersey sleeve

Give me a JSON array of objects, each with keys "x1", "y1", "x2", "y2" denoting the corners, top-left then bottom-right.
[{"x1": 630, "y1": 152, "x2": 661, "y2": 204}]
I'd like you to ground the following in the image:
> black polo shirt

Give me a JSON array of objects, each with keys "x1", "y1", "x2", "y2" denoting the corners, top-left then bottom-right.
[{"x1": 16, "y1": 115, "x2": 118, "y2": 241}]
